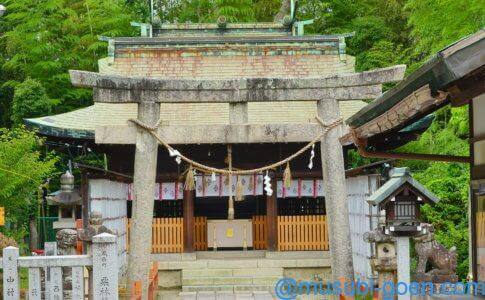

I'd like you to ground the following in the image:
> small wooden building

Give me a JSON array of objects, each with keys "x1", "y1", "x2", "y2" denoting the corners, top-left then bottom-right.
[{"x1": 367, "y1": 167, "x2": 439, "y2": 234}]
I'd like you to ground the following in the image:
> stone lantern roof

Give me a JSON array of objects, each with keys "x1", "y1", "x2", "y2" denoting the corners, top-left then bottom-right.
[{"x1": 367, "y1": 167, "x2": 440, "y2": 206}]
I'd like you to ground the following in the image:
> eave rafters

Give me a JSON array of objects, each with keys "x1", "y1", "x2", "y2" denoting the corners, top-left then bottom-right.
[{"x1": 341, "y1": 84, "x2": 449, "y2": 144}]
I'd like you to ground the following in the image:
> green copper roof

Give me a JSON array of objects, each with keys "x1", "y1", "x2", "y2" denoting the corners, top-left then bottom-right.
[
  {"x1": 347, "y1": 29, "x2": 485, "y2": 128},
  {"x1": 367, "y1": 167, "x2": 440, "y2": 206},
  {"x1": 153, "y1": 22, "x2": 292, "y2": 38}
]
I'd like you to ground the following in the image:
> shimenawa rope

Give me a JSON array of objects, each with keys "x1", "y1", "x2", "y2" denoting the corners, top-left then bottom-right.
[{"x1": 129, "y1": 117, "x2": 342, "y2": 175}]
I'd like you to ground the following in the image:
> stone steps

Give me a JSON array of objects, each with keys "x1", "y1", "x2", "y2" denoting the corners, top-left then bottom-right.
[
  {"x1": 179, "y1": 291, "x2": 274, "y2": 300},
  {"x1": 182, "y1": 267, "x2": 283, "y2": 278},
  {"x1": 182, "y1": 264, "x2": 283, "y2": 293},
  {"x1": 183, "y1": 276, "x2": 281, "y2": 286},
  {"x1": 182, "y1": 284, "x2": 275, "y2": 293},
  {"x1": 166, "y1": 256, "x2": 331, "y2": 295}
]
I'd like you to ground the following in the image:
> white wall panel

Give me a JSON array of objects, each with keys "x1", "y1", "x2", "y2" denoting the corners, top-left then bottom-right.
[{"x1": 346, "y1": 175, "x2": 379, "y2": 279}]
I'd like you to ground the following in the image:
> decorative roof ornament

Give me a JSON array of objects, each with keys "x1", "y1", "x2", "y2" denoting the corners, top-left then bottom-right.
[
  {"x1": 217, "y1": 16, "x2": 227, "y2": 29},
  {"x1": 47, "y1": 171, "x2": 81, "y2": 205},
  {"x1": 60, "y1": 171, "x2": 75, "y2": 193}
]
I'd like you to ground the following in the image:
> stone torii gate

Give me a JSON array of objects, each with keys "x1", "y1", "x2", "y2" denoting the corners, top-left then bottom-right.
[{"x1": 70, "y1": 65, "x2": 405, "y2": 296}]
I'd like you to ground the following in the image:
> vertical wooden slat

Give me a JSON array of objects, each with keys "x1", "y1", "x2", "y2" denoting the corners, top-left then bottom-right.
[
  {"x1": 193, "y1": 217, "x2": 208, "y2": 251},
  {"x1": 128, "y1": 217, "x2": 186, "y2": 254},
  {"x1": 251, "y1": 215, "x2": 267, "y2": 250},
  {"x1": 276, "y1": 215, "x2": 329, "y2": 251},
  {"x1": 152, "y1": 219, "x2": 156, "y2": 253}
]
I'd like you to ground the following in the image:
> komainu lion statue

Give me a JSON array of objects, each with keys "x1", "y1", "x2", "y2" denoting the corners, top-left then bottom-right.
[{"x1": 413, "y1": 223, "x2": 458, "y2": 282}]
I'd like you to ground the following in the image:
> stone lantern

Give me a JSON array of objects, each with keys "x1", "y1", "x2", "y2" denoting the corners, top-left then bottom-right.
[
  {"x1": 47, "y1": 171, "x2": 82, "y2": 229},
  {"x1": 364, "y1": 210, "x2": 396, "y2": 297}
]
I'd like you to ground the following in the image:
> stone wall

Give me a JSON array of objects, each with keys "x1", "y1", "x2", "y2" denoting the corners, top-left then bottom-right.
[{"x1": 106, "y1": 48, "x2": 355, "y2": 79}]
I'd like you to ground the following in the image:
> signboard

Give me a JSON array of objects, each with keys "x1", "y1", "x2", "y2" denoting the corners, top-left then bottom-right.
[{"x1": 0, "y1": 207, "x2": 4, "y2": 226}]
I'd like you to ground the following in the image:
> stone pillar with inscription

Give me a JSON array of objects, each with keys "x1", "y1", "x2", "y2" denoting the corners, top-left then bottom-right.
[
  {"x1": 93, "y1": 233, "x2": 119, "y2": 300},
  {"x1": 3, "y1": 246, "x2": 20, "y2": 299}
]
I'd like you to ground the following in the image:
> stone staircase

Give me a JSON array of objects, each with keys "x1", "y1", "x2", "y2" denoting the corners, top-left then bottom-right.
[{"x1": 181, "y1": 259, "x2": 282, "y2": 293}]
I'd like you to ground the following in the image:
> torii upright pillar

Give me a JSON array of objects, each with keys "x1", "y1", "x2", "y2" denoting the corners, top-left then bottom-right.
[
  {"x1": 318, "y1": 99, "x2": 354, "y2": 283},
  {"x1": 128, "y1": 101, "x2": 160, "y2": 297}
]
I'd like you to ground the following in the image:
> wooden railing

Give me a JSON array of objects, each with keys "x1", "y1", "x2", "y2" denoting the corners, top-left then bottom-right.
[
  {"x1": 477, "y1": 212, "x2": 485, "y2": 248},
  {"x1": 127, "y1": 215, "x2": 329, "y2": 253},
  {"x1": 277, "y1": 215, "x2": 329, "y2": 251},
  {"x1": 127, "y1": 218, "x2": 184, "y2": 253},
  {"x1": 152, "y1": 218, "x2": 183, "y2": 253},
  {"x1": 252, "y1": 215, "x2": 267, "y2": 249},
  {"x1": 128, "y1": 217, "x2": 208, "y2": 253},
  {"x1": 194, "y1": 216, "x2": 208, "y2": 251}
]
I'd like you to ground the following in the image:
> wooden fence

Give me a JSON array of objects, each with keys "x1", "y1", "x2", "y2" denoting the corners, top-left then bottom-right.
[
  {"x1": 127, "y1": 215, "x2": 329, "y2": 252},
  {"x1": 252, "y1": 215, "x2": 267, "y2": 249},
  {"x1": 477, "y1": 212, "x2": 485, "y2": 248},
  {"x1": 152, "y1": 218, "x2": 184, "y2": 253},
  {"x1": 277, "y1": 215, "x2": 329, "y2": 251},
  {"x1": 127, "y1": 218, "x2": 184, "y2": 253},
  {"x1": 194, "y1": 216, "x2": 208, "y2": 251},
  {"x1": 127, "y1": 217, "x2": 207, "y2": 253}
]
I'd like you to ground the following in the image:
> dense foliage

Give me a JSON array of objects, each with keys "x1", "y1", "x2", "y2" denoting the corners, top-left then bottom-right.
[
  {"x1": 0, "y1": 128, "x2": 57, "y2": 242},
  {"x1": 0, "y1": 0, "x2": 136, "y2": 127},
  {"x1": 0, "y1": 0, "x2": 483, "y2": 277}
]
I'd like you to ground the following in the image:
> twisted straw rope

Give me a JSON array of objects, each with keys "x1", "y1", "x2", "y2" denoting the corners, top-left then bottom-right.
[{"x1": 129, "y1": 117, "x2": 343, "y2": 175}]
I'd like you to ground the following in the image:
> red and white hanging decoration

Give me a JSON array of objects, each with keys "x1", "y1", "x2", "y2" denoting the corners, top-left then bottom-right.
[
  {"x1": 127, "y1": 178, "x2": 324, "y2": 200},
  {"x1": 277, "y1": 179, "x2": 325, "y2": 198},
  {"x1": 195, "y1": 174, "x2": 264, "y2": 197},
  {"x1": 127, "y1": 182, "x2": 183, "y2": 200}
]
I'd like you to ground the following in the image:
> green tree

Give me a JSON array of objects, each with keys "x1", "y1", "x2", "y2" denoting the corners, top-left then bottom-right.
[
  {"x1": 215, "y1": 0, "x2": 255, "y2": 22},
  {"x1": 161, "y1": 0, "x2": 258, "y2": 23},
  {"x1": 0, "y1": 127, "x2": 57, "y2": 243},
  {"x1": 11, "y1": 78, "x2": 56, "y2": 125},
  {"x1": 406, "y1": 0, "x2": 485, "y2": 57},
  {"x1": 397, "y1": 107, "x2": 470, "y2": 278},
  {"x1": 0, "y1": 0, "x2": 136, "y2": 127}
]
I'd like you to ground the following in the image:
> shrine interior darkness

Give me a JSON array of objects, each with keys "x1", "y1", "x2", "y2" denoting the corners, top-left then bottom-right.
[{"x1": 127, "y1": 196, "x2": 326, "y2": 219}]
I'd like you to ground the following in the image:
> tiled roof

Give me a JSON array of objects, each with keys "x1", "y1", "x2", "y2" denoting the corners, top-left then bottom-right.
[
  {"x1": 25, "y1": 101, "x2": 368, "y2": 139},
  {"x1": 367, "y1": 168, "x2": 440, "y2": 206}
]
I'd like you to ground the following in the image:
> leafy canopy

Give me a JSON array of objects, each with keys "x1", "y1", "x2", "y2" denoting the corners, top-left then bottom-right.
[
  {"x1": 11, "y1": 78, "x2": 55, "y2": 125},
  {"x1": 0, "y1": 127, "x2": 58, "y2": 239},
  {"x1": 0, "y1": 0, "x2": 136, "y2": 127}
]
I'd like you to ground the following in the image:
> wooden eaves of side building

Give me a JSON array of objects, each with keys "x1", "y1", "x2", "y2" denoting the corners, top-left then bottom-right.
[{"x1": 345, "y1": 29, "x2": 484, "y2": 282}]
